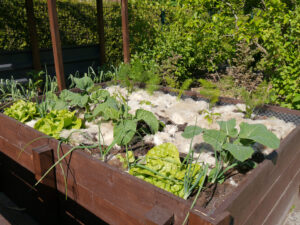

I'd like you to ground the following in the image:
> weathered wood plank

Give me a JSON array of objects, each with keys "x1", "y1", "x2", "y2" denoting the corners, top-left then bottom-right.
[
  {"x1": 243, "y1": 151, "x2": 300, "y2": 225},
  {"x1": 32, "y1": 145, "x2": 60, "y2": 224},
  {"x1": 145, "y1": 205, "x2": 174, "y2": 225},
  {"x1": 214, "y1": 127, "x2": 300, "y2": 224}
]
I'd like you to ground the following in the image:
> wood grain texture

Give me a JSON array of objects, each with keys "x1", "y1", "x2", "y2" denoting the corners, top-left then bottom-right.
[
  {"x1": 145, "y1": 205, "x2": 174, "y2": 225},
  {"x1": 121, "y1": 0, "x2": 130, "y2": 63},
  {"x1": 47, "y1": 0, "x2": 66, "y2": 91},
  {"x1": 1, "y1": 86, "x2": 300, "y2": 224},
  {"x1": 214, "y1": 127, "x2": 300, "y2": 224}
]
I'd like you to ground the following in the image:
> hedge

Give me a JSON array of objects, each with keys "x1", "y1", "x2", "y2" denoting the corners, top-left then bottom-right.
[{"x1": 0, "y1": 0, "x2": 299, "y2": 109}]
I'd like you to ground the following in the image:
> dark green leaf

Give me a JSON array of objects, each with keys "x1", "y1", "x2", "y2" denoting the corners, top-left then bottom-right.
[
  {"x1": 239, "y1": 122, "x2": 280, "y2": 149},
  {"x1": 203, "y1": 129, "x2": 227, "y2": 151},
  {"x1": 223, "y1": 142, "x2": 254, "y2": 162},
  {"x1": 74, "y1": 76, "x2": 94, "y2": 92},
  {"x1": 113, "y1": 120, "x2": 137, "y2": 146},
  {"x1": 217, "y1": 119, "x2": 238, "y2": 138},
  {"x1": 135, "y1": 109, "x2": 159, "y2": 133},
  {"x1": 181, "y1": 126, "x2": 203, "y2": 139}
]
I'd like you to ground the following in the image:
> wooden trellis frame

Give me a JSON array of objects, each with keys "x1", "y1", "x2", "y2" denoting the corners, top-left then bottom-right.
[{"x1": 25, "y1": 0, "x2": 130, "y2": 91}]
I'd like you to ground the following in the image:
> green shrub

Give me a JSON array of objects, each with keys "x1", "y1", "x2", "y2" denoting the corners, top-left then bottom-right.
[
  {"x1": 0, "y1": 0, "x2": 123, "y2": 65},
  {"x1": 132, "y1": 0, "x2": 300, "y2": 109},
  {"x1": 1, "y1": 0, "x2": 299, "y2": 109}
]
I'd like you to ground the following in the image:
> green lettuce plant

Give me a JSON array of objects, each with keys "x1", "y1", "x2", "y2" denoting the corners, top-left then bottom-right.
[
  {"x1": 34, "y1": 109, "x2": 82, "y2": 139},
  {"x1": 129, "y1": 143, "x2": 207, "y2": 199},
  {"x1": 4, "y1": 100, "x2": 39, "y2": 123}
]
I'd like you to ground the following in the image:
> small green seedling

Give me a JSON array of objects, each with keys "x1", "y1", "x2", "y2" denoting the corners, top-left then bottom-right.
[
  {"x1": 199, "y1": 109, "x2": 221, "y2": 124},
  {"x1": 198, "y1": 79, "x2": 220, "y2": 109}
]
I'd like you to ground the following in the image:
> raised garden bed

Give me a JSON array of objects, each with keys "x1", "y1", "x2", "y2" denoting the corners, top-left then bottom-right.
[{"x1": 0, "y1": 83, "x2": 300, "y2": 225}]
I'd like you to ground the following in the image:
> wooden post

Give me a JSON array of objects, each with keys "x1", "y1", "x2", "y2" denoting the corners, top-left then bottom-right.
[
  {"x1": 96, "y1": 0, "x2": 106, "y2": 66},
  {"x1": 32, "y1": 145, "x2": 59, "y2": 225},
  {"x1": 121, "y1": 0, "x2": 130, "y2": 63},
  {"x1": 25, "y1": 0, "x2": 41, "y2": 71},
  {"x1": 145, "y1": 205, "x2": 174, "y2": 225},
  {"x1": 47, "y1": 0, "x2": 66, "y2": 91}
]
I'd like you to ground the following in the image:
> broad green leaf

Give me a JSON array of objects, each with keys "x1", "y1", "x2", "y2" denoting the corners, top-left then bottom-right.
[
  {"x1": 59, "y1": 89, "x2": 72, "y2": 100},
  {"x1": 223, "y1": 142, "x2": 254, "y2": 162},
  {"x1": 52, "y1": 99, "x2": 69, "y2": 110},
  {"x1": 92, "y1": 103, "x2": 105, "y2": 118},
  {"x1": 103, "y1": 107, "x2": 120, "y2": 121},
  {"x1": 105, "y1": 96, "x2": 120, "y2": 110},
  {"x1": 217, "y1": 119, "x2": 238, "y2": 137},
  {"x1": 135, "y1": 109, "x2": 159, "y2": 133},
  {"x1": 90, "y1": 89, "x2": 110, "y2": 103},
  {"x1": 74, "y1": 76, "x2": 94, "y2": 92},
  {"x1": 75, "y1": 95, "x2": 89, "y2": 108},
  {"x1": 292, "y1": 94, "x2": 300, "y2": 103},
  {"x1": 113, "y1": 120, "x2": 137, "y2": 146},
  {"x1": 92, "y1": 97, "x2": 120, "y2": 120},
  {"x1": 60, "y1": 90, "x2": 89, "y2": 108},
  {"x1": 203, "y1": 129, "x2": 227, "y2": 151},
  {"x1": 181, "y1": 126, "x2": 203, "y2": 139},
  {"x1": 239, "y1": 122, "x2": 280, "y2": 149}
]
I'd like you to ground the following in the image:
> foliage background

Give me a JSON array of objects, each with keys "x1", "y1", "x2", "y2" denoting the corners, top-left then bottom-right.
[{"x1": 0, "y1": 0, "x2": 299, "y2": 109}]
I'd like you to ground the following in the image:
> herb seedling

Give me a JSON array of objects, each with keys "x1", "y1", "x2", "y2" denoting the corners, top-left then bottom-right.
[
  {"x1": 198, "y1": 109, "x2": 221, "y2": 125},
  {"x1": 198, "y1": 79, "x2": 220, "y2": 109},
  {"x1": 240, "y1": 81, "x2": 271, "y2": 119},
  {"x1": 177, "y1": 78, "x2": 193, "y2": 100}
]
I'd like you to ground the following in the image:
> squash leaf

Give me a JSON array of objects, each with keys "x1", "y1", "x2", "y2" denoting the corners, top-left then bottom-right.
[
  {"x1": 239, "y1": 122, "x2": 280, "y2": 149},
  {"x1": 217, "y1": 119, "x2": 238, "y2": 138},
  {"x1": 90, "y1": 89, "x2": 110, "y2": 103},
  {"x1": 135, "y1": 109, "x2": 159, "y2": 133},
  {"x1": 92, "y1": 96, "x2": 120, "y2": 120},
  {"x1": 203, "y1": 129, "x2": 227, "y2": 151},
  {"x1": 60, "y1": 90, "x2": 89, "y2": 108},
  {"x1": 223, "y1": 142, "x2": 254, "y2": 162},
  {"x1": 181, "y1": 126, "x2": 203, "y2": 139},
  {"x1": 113, "y1": 120, "x2": 137, "y2": 146},
  {"x1": 74, "y1": 76, "x2": 94, "y2": 92}
]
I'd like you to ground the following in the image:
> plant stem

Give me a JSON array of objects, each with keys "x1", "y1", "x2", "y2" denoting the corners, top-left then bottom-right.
[{"x1": 182, "y1": 164, "x2": 208, "y2": 225}]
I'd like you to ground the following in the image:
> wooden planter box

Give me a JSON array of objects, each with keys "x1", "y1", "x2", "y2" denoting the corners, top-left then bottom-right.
[{"x1": 1, "y1": 89, "x2": 300, "y2": 225}]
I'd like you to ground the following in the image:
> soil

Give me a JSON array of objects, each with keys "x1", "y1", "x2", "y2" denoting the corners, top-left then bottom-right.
[
  {"x1": 83, "y1": 139, "x2": 248, "y2": 213},
  {"x1": 106, "y1": 142, "x2": 154, "y2": 171},
  {"x1": 6, "y1": 84, "x2": 295, "y2": 215},
  {"x1": 195, "y1": 170, "x2": 246, "y2": 212}
]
